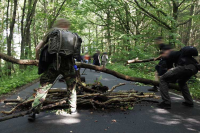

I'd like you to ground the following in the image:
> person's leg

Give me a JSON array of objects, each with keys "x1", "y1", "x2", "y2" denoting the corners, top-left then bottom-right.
[
  {"x1": 159, "y1": 66, "x2": 184, "y2": 107},
  {"x1": 28, "y1": 65, "x2": 59, "y2": 121},
  {"x1": 178, "y1": 80, "x2": 193, "y2": 105},
  {"x1": 177, "y1": 64, "x2": 198, "y2": 106},
  {"x1": 159, "y1": 75, "x2": 171, "y2": 105},
  {"x1": 102, "y1": 61, "x2": 105, "y2": 68},
  {"x1": 65, "y1": 76, "x2": 77, "y2": 113}
]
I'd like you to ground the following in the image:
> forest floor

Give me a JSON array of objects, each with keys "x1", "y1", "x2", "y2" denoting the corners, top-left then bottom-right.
[{"x1": 0, "y1": 69, "x2": 200, "y2": 133}]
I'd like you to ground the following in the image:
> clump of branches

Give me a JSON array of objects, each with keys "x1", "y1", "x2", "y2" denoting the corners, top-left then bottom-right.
[{"x1": 0, "y1": 82, "x2": 159, "y2": 122}]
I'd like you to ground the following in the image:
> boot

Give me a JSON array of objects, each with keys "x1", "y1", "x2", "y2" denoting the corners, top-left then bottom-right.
[
  {"x1": 157, "y1": 102, "x2": 171, "y2": 109},
  {"x1": 28, "y1": 109, "x2": 39, "y2": 122},
  {"x1": 28, "y1": 112, "x2": 36, "y2": 122}
]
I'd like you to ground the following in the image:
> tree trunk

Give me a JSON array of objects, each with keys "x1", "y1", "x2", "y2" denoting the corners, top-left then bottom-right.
[
  {"x1": 24, "y1": 0, "x2": 38, "y2": 59},
  {"x1": 170, "y1": 1, "x2": 178, "y2": 47},
  {"x1": 106, "y1": 10, "x2": 112, "y2": 55},
  {"x1": 6, "y1": 0, "x2": 17, "y2": 75},
  {"x1": 183, "y1": 5, "x2": 194, "y2": 46}
]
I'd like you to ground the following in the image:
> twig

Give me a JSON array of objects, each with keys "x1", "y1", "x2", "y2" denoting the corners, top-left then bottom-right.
[{"x1": 108, "y1": 83, "x2": 126, "y2": 93}]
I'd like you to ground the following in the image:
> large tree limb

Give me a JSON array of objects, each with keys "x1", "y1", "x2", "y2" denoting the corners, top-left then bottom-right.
[
  {"x1": 0, "y1": 52, "x2": 39, "y2": 65},
  {"x1": 127, "y1": 58, "x2": 160, "y2": 64},
  {"x1": 0, "y1": 52, "x2": 179, "y2": 90},
  {"x1": 76, "y1": 63, "x2": 179, "y2": 90}
]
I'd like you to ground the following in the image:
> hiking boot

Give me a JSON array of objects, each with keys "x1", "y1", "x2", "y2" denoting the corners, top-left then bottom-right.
[
  {"x1": 182, "y1": 102, "x2": 194, "y2": 107},
  {"x1": 28, "y1": 112, "x2": 36, "y2": 122},
  {"x1": 157, "y1": 102, "x2": 171, "y2": 109},
  {"x1": 148, "y1": 86, "x2": 159, "y2": 92}
]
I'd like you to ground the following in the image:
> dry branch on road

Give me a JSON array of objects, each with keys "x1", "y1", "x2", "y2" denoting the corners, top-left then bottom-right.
[{"x1": 0, "y1": 85, "x2": 159, "y2": 122}]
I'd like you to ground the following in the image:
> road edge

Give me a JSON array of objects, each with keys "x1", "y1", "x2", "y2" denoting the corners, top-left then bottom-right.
[{"x1": 0, "y1": 78, "x2": 39, "y2": 101}]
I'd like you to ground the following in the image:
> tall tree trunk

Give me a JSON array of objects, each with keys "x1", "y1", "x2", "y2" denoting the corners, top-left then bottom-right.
[
  {"x1": 106, "y1": 10, "x2": 111, "y2": 55},
  {"x1": 183, "y1": 5, "x2": 194, "y2": 46},
  {"x1": 124, "y1": 2, "x2": 131, "y2": 51},
  {"x1": 170, "y1": 1, "x2": 178, "y2": 47},
  {"x1": 24, "y1": 0, "x2": 38, "y2": 59},
  {"x1": 6, "y1": 0, "x2": 17, "y2": 75}
]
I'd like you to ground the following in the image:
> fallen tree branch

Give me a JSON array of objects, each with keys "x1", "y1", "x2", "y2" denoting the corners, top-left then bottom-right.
[
  {"x1": 0, "y1": 111, "x2": 30, "y2": 122},
  {"x1": 127, "y1": 58, "x2": 160, "y2": 64},
  {"x1": 0, "y1": 99, "x2": 68, "y2": 122},
  {"x1": 0, "y1": 52, "x2": 39, "y2": 65},
  {"x1": 0, "y1": 53, "x2": 179, "y2": 90},
  {"x1": 76, "y1": 62, "x2": 179, "y2": 90},
  {"x1": 109, "y1": 83, "x2": 126, "y2": 93}
]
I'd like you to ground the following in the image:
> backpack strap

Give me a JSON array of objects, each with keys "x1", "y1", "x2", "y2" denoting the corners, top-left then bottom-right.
[
  {"x1": 74, "y1": 33, "x2": 78, "y2": 50},
  {"x1": 56, "y1": 29, "x2": 63, "y2": 70}
]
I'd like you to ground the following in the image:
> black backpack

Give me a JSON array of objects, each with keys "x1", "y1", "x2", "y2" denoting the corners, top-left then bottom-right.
[{"x1": 180, "y1": 46, "x2": 198, "y2": 57}]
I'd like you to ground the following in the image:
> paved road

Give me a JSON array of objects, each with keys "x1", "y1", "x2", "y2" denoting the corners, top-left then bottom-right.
[{"x1": 0, "y1": 69, "x2": 200, "y2": 133}]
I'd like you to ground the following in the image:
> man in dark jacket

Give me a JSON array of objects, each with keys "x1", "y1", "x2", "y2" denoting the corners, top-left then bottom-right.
[
  {"x1": 148, "y1": 37, "x2": 172, "y2": 92},
  {"x1": 157, "y1": 49, "x2": 198, "y2": 109}
]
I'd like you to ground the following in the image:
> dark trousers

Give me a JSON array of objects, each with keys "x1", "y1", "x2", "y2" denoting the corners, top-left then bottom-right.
[{"x1": 159, "y1": 64, "x2": 198, "y2": 105}]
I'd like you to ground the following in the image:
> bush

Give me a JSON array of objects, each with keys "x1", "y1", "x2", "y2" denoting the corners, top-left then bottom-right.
[{"x1": 0, "y1": 66, "x2": 40, "y2": 95}]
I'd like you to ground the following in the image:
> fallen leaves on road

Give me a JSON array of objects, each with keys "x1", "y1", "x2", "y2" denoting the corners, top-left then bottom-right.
[{"x1": 111, "y1": 119, "x2": 117, "y2": 123}]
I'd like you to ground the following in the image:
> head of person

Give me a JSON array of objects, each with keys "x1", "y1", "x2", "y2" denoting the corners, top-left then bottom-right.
[
  {"x1": 96, "y1": 50, "x2": 100, "y2": 54},
  {"x1": 53, "y1": 18, "x2": 70, "y2": 30},
  {"x1": 155, "y1": 36, "x2": 164, "y2": 45}
]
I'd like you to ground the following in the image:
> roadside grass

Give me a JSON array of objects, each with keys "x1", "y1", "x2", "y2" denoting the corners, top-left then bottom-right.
[
  {"x1": 107, "y1": 63, "x2": 200, "y2": 99},
  {"x1": 0, "y1": 66, "x2": 40, "y2": 95},
  {"x1": 106, "y1": 63, "x2": 155, "y2": 80}
]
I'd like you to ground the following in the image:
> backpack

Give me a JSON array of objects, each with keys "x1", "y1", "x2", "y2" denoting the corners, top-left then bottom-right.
[
  {"x1": 179, "y1": 46, "x2": 200, "y2": 70},
  {"x1": 47, "y1": 28, "x2": 82, "y2": 70},
  {"x1": 180, "y1": 46, "x2": 198, "y2": 57},
  {"x1": 48, "y1": 28, "x2": 82, "y2": 56}
]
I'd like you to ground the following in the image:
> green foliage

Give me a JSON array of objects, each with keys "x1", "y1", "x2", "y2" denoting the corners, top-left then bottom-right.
[
  {"x1": 188, "y1": 78, "x2": 200, "y2": 99},
  {"x1": 0, "y1": 66, "x2": 40, "y2": 95},
  {"x1": 111, "y1": 44, "x2": 156, "y2": 63},
  {"x1": 107, "y1": 63, "x2": 154, "y2": 80}
]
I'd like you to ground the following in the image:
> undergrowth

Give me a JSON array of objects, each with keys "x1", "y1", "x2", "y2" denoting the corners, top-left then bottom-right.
[{"x1": 0, "y1": 66, "x2": 40, "y2": 95}]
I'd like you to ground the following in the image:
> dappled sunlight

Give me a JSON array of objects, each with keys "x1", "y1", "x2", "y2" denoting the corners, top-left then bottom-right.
[
  {"x1": 170, "y1": 96, "x2": 183, "y2": 101},
  {"x1": 149, "y1": 107, "x2": 200, "y2": 132},
  {"x1": 154, "y1": 108, "x2": 170, "y2": 114},
  {"x1": 185, "y1": 118, "x2": 200, "y2": 124},
  {"x1": 57, "y1": 117, "x2": 81, "y2": 124},
  {"x1": 44, "y1": 113, "x2": 81, "y2": 125},
  {"x1": 152, "y1": 115, "x2": 181, "y2": 125}
]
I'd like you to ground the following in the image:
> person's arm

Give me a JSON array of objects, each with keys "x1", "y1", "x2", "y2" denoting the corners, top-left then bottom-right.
[
  {"x1": 154, "y1": 55, "x2": 162, "y2": 61},
  {"x1": 35, "y1": 30, "x2": 51, "y2": 60},
  {"x1": 35, "y1": 41, "x2": 45, "y2": 60}
]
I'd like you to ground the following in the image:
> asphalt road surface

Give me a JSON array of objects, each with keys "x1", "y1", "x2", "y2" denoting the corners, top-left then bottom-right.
[{"x1": 0, "y1": 69, "x2": 200, "y2": 133}]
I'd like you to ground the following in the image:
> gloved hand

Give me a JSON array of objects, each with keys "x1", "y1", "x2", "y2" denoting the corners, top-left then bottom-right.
[{"x1": 74, "y1": 65, "x2": 78, "y2": 71}]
